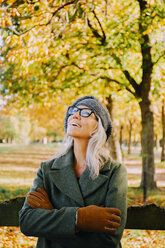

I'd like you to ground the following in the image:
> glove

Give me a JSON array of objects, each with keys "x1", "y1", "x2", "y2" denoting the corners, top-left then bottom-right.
[
  {"x1": 27, "y1": 188, "x2": 53, "y2": 210},
  {"x1": 76, "y1": 205, "x2": 121, "y2": 233}
]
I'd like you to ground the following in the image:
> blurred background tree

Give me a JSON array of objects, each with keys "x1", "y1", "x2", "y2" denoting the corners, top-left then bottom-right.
[{"x1": 0, "y1": 115, "x2": 16, "y2": 143}]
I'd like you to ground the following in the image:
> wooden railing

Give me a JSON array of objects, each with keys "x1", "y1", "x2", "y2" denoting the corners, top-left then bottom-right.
[{"x1": 0, "y1": 197, "x2": 165, "y2": 230}]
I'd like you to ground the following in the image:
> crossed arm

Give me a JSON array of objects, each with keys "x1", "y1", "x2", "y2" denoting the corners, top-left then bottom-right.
[{"x1": 27, "y1": 187, "x2": 121, "y2": 233}]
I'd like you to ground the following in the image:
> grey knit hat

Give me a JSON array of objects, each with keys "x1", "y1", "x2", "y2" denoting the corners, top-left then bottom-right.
[{"x1": 64, "y1": 96, "x2": 112, "y2": 140}]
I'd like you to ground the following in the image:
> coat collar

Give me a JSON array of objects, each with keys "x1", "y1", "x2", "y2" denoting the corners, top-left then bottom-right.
[
  {"x1": 79, "y1": 162, "x2": 110, "y2": 198},
  {"x1": 49, "y1": 148, "x2": 110, "y2": 206}
]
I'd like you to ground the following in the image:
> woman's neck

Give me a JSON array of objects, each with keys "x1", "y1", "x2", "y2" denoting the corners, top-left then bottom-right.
[{"x1": 73, "y1": 138, "x2": 88, "y2": 168}]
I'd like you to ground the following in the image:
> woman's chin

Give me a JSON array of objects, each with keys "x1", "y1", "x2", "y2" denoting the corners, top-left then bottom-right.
[
  {"x1": 67, "y1": 133, "x2": 80, "y2": 138},
  {"x1": 67, "y1": 127, "x2": 80, "y2": 137}
]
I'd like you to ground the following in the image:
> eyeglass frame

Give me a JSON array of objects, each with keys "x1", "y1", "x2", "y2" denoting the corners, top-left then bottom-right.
[{"x1": 68, "y1": 106, "x2": 98, "y2": 120}]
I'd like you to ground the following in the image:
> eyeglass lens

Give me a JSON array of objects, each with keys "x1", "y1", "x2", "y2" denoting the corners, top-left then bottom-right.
[{"x1": 68, "y1": 107, "x2": 93, "y2": 117}]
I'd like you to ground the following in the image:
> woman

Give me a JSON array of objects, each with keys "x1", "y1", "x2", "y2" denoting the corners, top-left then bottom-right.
[{"x1": 19, "y1": 95, "x2": 127, "y2": 248}]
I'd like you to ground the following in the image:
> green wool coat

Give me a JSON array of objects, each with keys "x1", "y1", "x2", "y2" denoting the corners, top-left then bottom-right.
[{"x1": 19, "y1": 148, "x2": 127, "y2": 248}]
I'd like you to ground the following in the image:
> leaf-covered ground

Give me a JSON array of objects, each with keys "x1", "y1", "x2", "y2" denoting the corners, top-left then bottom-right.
[
  {"x1": 0, "y1": 144, "x2": 165, "y2": 247},
  {"x1": 0, "y1": 227, "x2": 165, "y2": 248},
  {"x1": 122, "y1": 230, "x2": 165, "y2": 248},
  {"x1": 0, "y1": 226, "x2": 37, "y2": 248}
]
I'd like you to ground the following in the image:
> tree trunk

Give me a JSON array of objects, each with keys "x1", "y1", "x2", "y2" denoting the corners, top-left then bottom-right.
[
  {"x1": 127, "y1": 121, "x2": 132, "y2": 154},
  {"x1": 137, "y1": 0, "x2": 157, "y2": 191},
  {"x1": 106, "y1": 94, "x2": 122, "y2": 163},
  {"x1": 161, "y1": 99, "x2": 165, "y2": 161},
  {"x1": 119, "y1": 124, "x2": 123, "y2": 153},
  {"x1": 139, "y1": 87, "x2": 157, "y2": 190}
]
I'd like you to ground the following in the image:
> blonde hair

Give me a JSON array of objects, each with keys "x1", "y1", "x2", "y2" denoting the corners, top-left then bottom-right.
[{"x1": 53, "y1": 118, "x2": 110, "y2": 179}]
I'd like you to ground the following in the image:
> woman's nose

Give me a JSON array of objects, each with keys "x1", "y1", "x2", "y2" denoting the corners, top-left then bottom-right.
[{"x1": 72, "y1": 110, "x2": 81, "y2": 119}]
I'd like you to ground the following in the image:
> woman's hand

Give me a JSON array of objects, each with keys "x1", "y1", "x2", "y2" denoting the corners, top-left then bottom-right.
[
  {"x1": 27, "y1": 188, "x2": 53, "y2": 210},
  {"x1": 76, "y1": 205, "x2": 121, "y2": 233}
]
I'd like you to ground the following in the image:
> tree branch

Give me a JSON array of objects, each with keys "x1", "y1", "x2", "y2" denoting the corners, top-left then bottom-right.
[
  {"x1": 122, "y1": 70, "x2": 141, "y2": 96},
  {"x1": 11, "y1": 0, "x2": 77, "y2": 36},
  {"x1": 71, "y1": 62, "x2": 85, "y2": 71},
  {"x1": 11, "y1": 22, "x2": 49, "y2": 36},
  {"x1": 47, "y1": 0, "x2": 77, "y2": 25},
  {"x1": 51, "y1": 62, "x2": 85, "y2": 81},
  {"x1": 87, "y1": 9, "x2": 106, "y2": 44},
  {"x1": 100, "y1": 76, "x2": 136, "y2": 95},
  {"x1": 153, "y1": 50, "x2": 165, "y2": 66},
  {"x1": 64, "y1": 52, "x2": 86, "y2": 72},
  {"x1": 92, "y1": 10, "x2": 106, "y2": 44},
  {"x1": 110, "y1": 53, "x2": 141, "y2": 96},
  {"x1": 87, "y1": 18, "x2": 104, "y2": 43}
]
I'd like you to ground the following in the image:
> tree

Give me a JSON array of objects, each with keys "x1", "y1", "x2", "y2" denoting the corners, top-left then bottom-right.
[
  {"x1": 152, "y1": 63, "x2": 165, "y2": 160},
  {"x1": 161, "y1": 99, "x2": 165, "y2": 161},
  {"x1": 0, "y1": 116, "x2": 16, "y2": 142},
  {"x1": 1, "y1": 0, "x2": 165, "y2": 189},
  {"x1": 106, "y1": 93, "x2": 122, "y2": 163}
]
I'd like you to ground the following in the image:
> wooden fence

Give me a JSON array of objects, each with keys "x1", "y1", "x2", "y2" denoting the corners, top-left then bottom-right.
[{"x1": 0, "y1": 197, "x2": 165, "y2": 230}]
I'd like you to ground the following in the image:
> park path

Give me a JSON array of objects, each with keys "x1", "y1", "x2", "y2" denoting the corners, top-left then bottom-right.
[{"x1": 123, "y1": 157, "x2": 165, "y2": 188}]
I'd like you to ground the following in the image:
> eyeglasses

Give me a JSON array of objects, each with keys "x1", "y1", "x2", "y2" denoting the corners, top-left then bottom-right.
[{"x1": 68, "y1": 106, "x2": 98, "y2": 119}]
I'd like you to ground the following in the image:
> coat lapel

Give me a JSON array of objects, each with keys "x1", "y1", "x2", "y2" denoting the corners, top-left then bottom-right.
[
  {"x1": 49, "y1": 149, "x2": 85, "y2": 206},
  {"x1": 79, "y1": 161, "x2": 110, "y2": 198}
]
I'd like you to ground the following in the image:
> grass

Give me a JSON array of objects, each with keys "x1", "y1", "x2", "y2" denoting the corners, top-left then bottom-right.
[
  {"x1": 0, "y1": 186, "x2": 30, "y2": 202},
  {"x1": 127, "y1": 187, "x2": 165, "y2": 207}
]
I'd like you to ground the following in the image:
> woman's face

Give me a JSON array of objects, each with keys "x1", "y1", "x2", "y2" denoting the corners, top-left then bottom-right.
[{"x1": 67, "y1": 105, "x2": 98, "y2": 140}]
